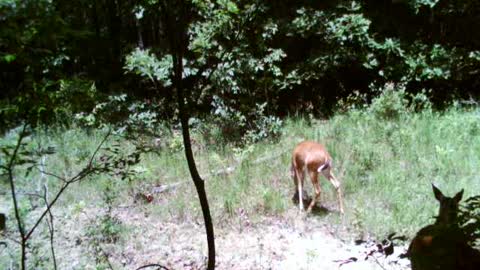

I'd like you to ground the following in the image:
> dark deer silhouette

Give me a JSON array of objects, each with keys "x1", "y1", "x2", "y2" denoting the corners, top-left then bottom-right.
[{"x1": 407, "y1": 184, "x2": 480, "y2": 270}]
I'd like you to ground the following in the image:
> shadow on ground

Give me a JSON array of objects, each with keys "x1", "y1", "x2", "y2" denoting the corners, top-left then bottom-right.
[{"x1": 291, "y1": 191, "x2": 332, "y2": 216}]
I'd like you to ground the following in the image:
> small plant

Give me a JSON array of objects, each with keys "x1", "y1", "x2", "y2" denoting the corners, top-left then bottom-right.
[
  {"x1": 337, "y1": 90, "x2": 369, "y2": 113},
  {"x1": 368, "y1": 82, "x2": 409, "y2": 120},
  {"x1": 244, "y1": 103, "x2": 283, "y2": 144},
  {"x1": 352, "y1": 207, "x2": 367, "y2": 241},
  {"x1": 167, "y1": 132, "x2": 184, "y2": 153},
  {"x1": 211, "y1": 95, "x2": 247, "y2": 143},
  {"x1": 85, "y1": 214, "x2": 123, "y2": 269},
  {"x1": 223, "y1": 193, "x2": 237, "y2": 218},
  {"x1": 86, "y1": 214, "x2": 124, "y2": 244},
  {"x1": 85, "y1": 179, "x2": 125, "y2": 269},
  {"x1": 409, "y1": 89, "x2": 433, "y2": 113},
  {"x1": 261, "y1": 188, "x2": 286, "y2": 214}
]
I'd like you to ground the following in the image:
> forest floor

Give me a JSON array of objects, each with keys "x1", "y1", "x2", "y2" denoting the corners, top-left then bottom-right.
[{"x1": 52, "y1": 203, "x2": 412, "y2": 270}]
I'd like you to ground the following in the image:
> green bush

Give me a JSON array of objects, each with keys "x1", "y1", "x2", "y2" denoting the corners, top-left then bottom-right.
[
  {"x1": 74, "y1": 94, "x2": 168, "y2": 142},
  {"x1": 368, "y1": 82, "x2": 409, "y2": 120}
]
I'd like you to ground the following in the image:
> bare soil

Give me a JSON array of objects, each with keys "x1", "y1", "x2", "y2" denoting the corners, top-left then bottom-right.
[{"x1": 53, "y1": 205, "x2": 411, "y2": 270}]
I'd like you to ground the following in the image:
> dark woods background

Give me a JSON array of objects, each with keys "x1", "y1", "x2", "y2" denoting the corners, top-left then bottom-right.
[{"x1": 1, "y1": 0, "x2": 480, "y2": 132}]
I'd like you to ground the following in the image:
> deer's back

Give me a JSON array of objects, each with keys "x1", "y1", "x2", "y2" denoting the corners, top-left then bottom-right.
[{"x1": 292, "y1": 141, "x2": 331, "y2": 171}]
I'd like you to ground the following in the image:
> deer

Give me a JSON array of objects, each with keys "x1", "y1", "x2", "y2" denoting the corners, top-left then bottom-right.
[
  {"x1": 407, "y1": 184, "x2": 480, "y2": 270},
  {"x1": 290, "y1": 140, "x2": 344, "y2": 214}
]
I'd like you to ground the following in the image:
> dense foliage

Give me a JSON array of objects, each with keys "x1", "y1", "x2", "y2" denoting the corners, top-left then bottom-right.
[{"x1": 2, "y1": 0, "x2": 480, "y2": 135}]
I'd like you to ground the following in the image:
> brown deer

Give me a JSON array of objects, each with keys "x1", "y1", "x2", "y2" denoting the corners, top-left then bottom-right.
[
  {"x1": 407, "y1": 184, "x2": 480, "y2": 270},
  {"x1": 291, "y1": 141, "x2": 344, "y2": 214}
]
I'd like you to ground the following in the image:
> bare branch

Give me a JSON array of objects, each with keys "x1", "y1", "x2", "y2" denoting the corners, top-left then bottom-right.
[
  {"x1": 87, "y1": 129, "x2": 112, "y2": 168},
  {"x1": 42, "y1": 184, "x2": 57, "y2": 270},
  {"x1": 35, "y1": 169, "x2": 66, "y2": 183},
  {"x1": 136, "y1": 263, "x2": 170, "y2": 270},
  {"x1": 24, "y1": 130, "x2": 112, "y2": 241},
  {"x1": 5, "y1": 123, "x2": 29, "y2": 269},
  {"x1": 24, "y1": 183, "x2": 69, "y2": 241}
]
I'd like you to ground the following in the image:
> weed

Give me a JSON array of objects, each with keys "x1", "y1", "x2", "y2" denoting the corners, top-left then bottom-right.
[{"x1": 262, "y1": 188, "x2": 286, "y2": 215}]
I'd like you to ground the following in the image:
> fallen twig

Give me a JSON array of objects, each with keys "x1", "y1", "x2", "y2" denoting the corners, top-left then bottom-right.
[{"x1": 136, "y1": 263, "x2": 170, "y2": 270}]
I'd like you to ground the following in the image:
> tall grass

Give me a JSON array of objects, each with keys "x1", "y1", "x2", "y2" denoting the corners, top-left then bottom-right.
[
  {"x1": 80, "y1": 105, "x2": 480, "y2": 238},
  {"x1": 200, "y1": 93, "x2": 480, "y2": 238}
]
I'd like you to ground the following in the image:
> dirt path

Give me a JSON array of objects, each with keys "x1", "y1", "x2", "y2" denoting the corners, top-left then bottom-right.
[
  {"x1": 3, "y1": 203, "x2": 412, "y2": 270},
  {"x1": 102, "y1": 208, "x2": 411, "y2": 270}
]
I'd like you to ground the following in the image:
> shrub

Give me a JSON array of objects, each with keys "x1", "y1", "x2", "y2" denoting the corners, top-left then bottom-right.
[
  {"x1": 74, "y1": 94, "x2": 166, "y2": 138},
  {"x1": 210, "y1": 96, "x2": 283, "y2": 145},
  {"x1": 368, "y1": 82, "x2": 409, "y2": 120}
]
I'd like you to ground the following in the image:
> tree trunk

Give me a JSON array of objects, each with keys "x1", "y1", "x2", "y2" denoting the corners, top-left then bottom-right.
[
  {"x1": 106, "y1": 0, "x2": 122, "y2": 80},
  {"x1": 135, "y1": 18, "x2": 144, "y2": 49},
  {"x1": 161, "y1": 1, "x2": 216, "y2": 269},
  {"x1": 175, "y1": 58, "x2": 216, "y2": 270}
]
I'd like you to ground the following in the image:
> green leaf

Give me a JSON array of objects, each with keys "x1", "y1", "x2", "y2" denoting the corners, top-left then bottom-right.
[
  {"x1": 226, "y1": 2, "x2": 239, "y2": 14},
  {"x1": 3, "y1": 54, "x2": 16, "y2": 63}
]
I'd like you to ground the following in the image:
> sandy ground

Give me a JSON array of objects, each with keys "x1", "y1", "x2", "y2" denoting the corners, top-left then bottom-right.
[{"x1": 51, "y1": 205, "x2": 411, "y2": 270}]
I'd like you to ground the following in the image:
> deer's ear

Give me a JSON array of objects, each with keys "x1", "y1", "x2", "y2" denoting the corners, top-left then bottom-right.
[
  {"x1": 454, "y1": 189, "x2": 464, "y2": 203},
  {"x1": 432, "y1": 184, "x2": 444, "y2": 201}
]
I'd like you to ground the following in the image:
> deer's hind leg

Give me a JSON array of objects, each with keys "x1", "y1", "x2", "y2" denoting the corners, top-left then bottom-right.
[
  {"x1": 306, "y1": 170, "x2": 321, "y2": 213},
  {"x1": 292, "y1": 163, "x2": 305, "y2": 210},
  {"x1": 322, "y1": 168, "x2": 344, "y2": 214}
]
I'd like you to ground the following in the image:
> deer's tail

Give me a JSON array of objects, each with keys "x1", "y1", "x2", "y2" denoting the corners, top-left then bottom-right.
[{"x1": 317, "y1": 159, "x2": 332, "y2": 172}]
